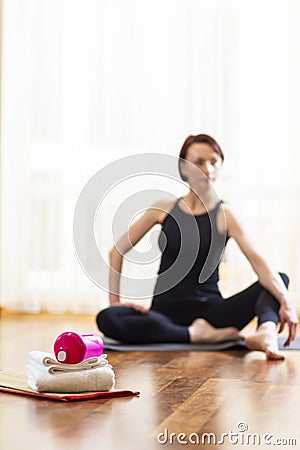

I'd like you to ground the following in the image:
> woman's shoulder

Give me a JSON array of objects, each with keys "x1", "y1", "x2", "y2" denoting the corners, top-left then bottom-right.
[
  {"x1": 219, "y1": 200, "x2": 236, "y2": 219},
  {"x1": 220, "y1": 200, "x2": 239, "y2": 217},
  {"x1": 218, "y1": 200, "x2": 245, "y2": 237},
  {"x1": 150, "y1": 198, "x2": 179, "y2": 225}
]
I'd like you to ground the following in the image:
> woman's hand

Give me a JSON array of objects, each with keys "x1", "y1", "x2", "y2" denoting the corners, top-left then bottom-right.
[
  {"x1": 278, "y1": 302, "x2": 299, "y2": 346},
  {"x1": 113, "y1": 302, "x2": 150, "y2": 314}
]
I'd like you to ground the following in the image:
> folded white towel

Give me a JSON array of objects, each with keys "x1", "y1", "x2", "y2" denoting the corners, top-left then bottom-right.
[
  {"x1": 28, "y1": 351, "x2": 109, "y2": 374},
  {"x1": 26, "y1": 351, "x2": 115, "y2": 393}
]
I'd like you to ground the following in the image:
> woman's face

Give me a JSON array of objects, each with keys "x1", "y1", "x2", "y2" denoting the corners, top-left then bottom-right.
[{"x1": 181, "y1": 142, "x2": 222, "y2": 188}]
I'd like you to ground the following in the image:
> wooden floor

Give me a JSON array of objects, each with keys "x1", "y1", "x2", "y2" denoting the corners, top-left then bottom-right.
[{"x1": 0, "y1": 312, "x2": 299, "y2": 450}]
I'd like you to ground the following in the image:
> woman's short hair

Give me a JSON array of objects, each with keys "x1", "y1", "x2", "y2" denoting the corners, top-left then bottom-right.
[{"x1": 178, "y1": 134, "x2": 224, "y2": 182}]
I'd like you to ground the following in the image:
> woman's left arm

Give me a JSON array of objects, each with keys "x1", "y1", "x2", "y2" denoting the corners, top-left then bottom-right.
[{"x1": 224, "y1": 205, "x2": 298, "y2": 345}]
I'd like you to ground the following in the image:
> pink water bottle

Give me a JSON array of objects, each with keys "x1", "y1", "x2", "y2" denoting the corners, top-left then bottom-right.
[{"x1": 53, "y1": 331, "x2": 104, "y2": 364}]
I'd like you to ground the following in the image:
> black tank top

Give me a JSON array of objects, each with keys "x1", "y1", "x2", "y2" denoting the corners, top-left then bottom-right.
[{"x1": 152, "y1": 197, "x2": 228, "y2": 300}]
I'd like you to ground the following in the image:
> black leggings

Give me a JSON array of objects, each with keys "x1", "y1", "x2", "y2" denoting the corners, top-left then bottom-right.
[{"x1": 96, "y1": 273, "x2": 289, "y2": 344}]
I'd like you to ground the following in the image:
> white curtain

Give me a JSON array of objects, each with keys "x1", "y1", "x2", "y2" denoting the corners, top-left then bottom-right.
[{"x1": 1, "y1": 0, "x2": 300, "y2": 313}]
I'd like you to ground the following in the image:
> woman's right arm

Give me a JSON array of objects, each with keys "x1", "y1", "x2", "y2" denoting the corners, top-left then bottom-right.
[
  {"x1": 108, "y1": 200, "x2": 171, "y2": 308},
  {"x1": 109, "y1": 247, "x2": 124, "y2": 306}
]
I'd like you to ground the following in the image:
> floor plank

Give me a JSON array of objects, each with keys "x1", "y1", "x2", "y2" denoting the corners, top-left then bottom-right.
[{"x1": 0, "y1": 312, "x2": 299, "y2": 450}]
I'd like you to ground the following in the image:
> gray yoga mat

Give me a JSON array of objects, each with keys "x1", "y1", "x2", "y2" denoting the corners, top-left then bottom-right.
[{"x1": 103, "y1": 336, "x2": 300, "y2": 352}]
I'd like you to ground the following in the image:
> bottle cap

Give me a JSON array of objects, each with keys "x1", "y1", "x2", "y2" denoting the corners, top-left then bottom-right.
[{"x1": 54, "y1": 332, "x2": 86, "y2": 364}]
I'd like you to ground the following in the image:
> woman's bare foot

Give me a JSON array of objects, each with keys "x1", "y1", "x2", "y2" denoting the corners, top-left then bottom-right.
[
  {"x1": 188, "y1": 318, "x2": 243, "y2": 343},
  {"x1": 244, "y1": 321, "x2": 284, "y2": 361}
]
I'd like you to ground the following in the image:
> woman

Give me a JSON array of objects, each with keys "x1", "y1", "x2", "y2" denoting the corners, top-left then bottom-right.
[{"x1": 97, "y1": 134, "x2": 298, "y2": 360}]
